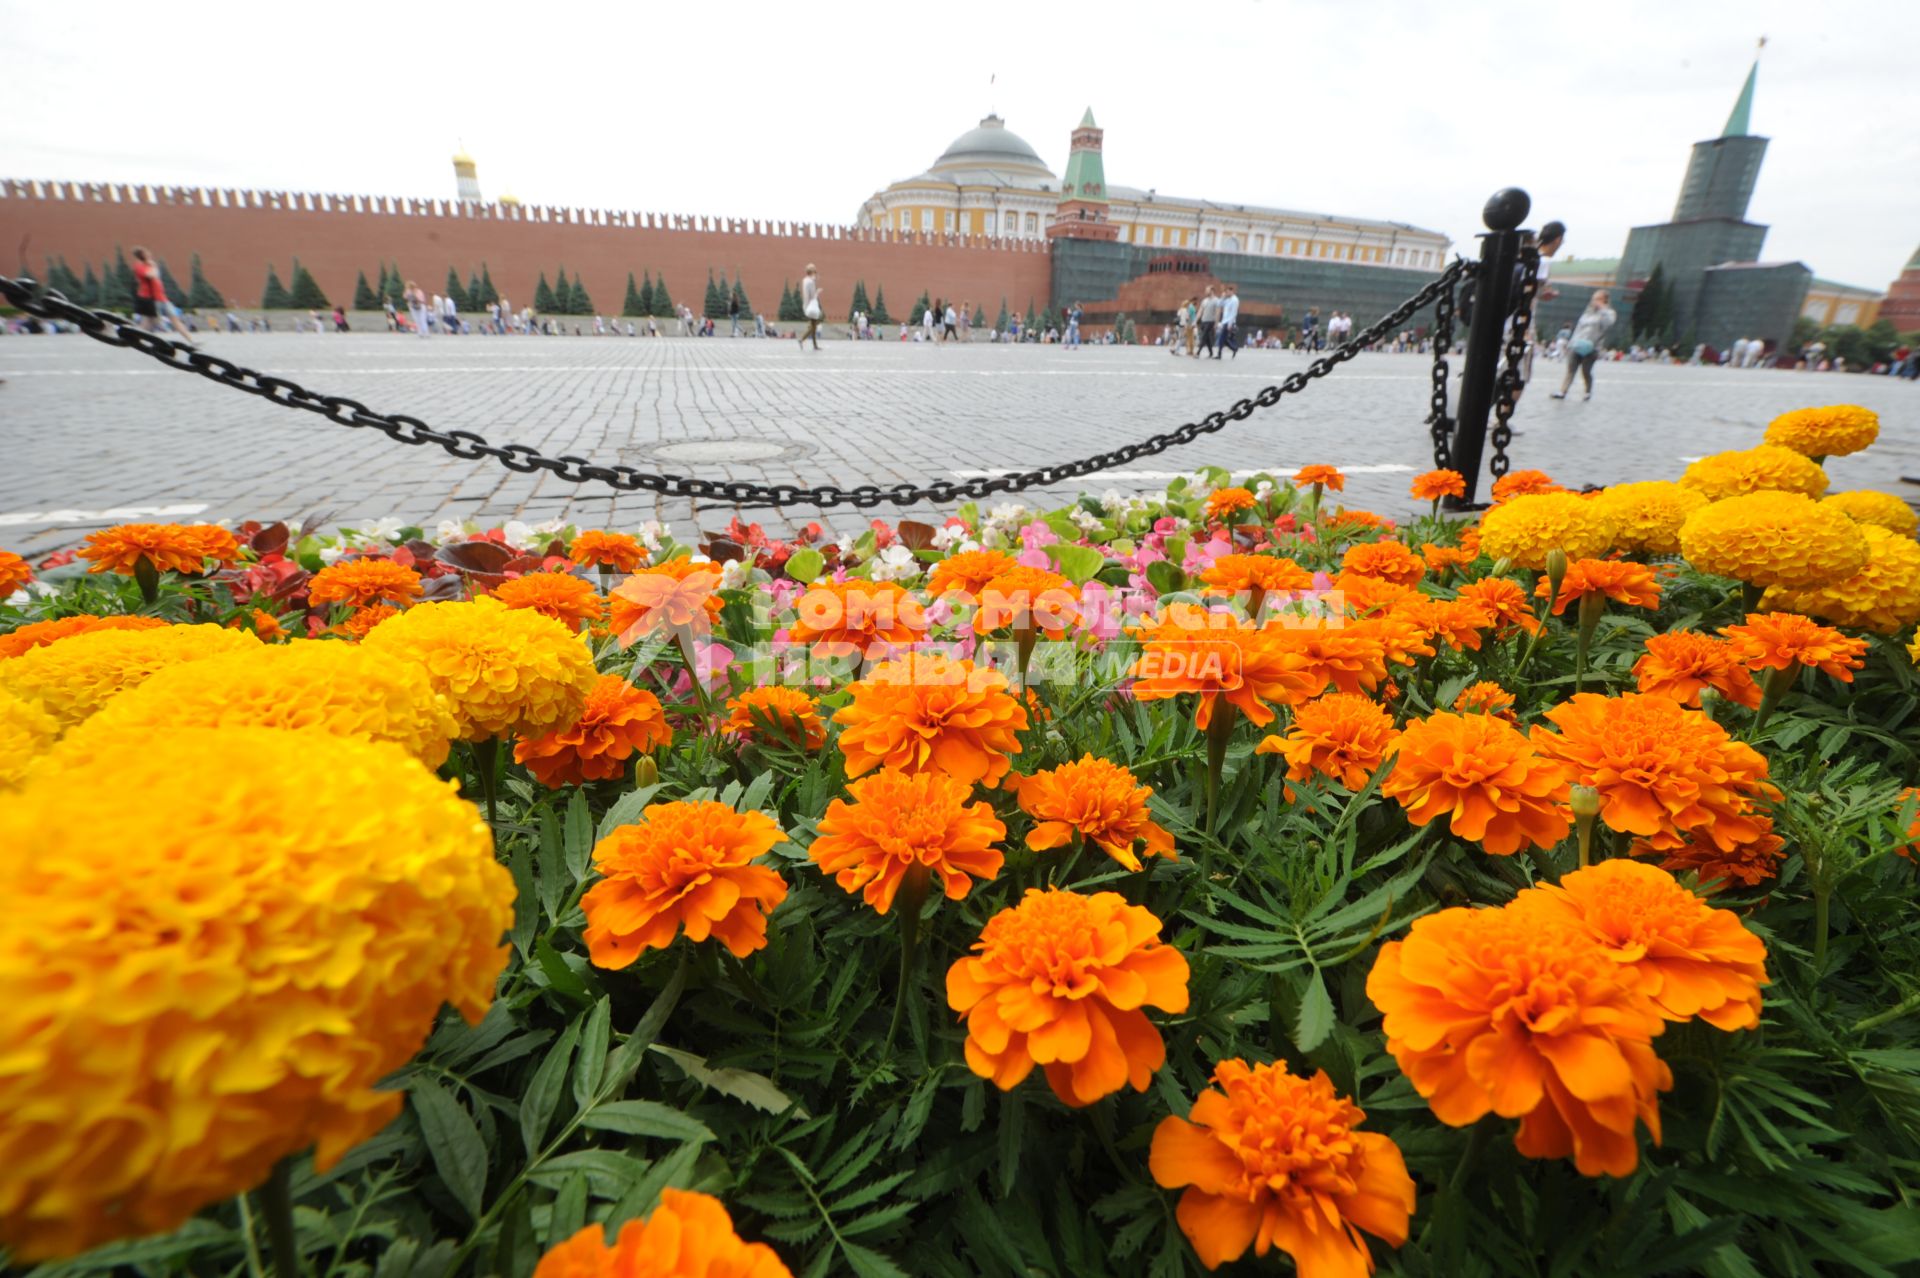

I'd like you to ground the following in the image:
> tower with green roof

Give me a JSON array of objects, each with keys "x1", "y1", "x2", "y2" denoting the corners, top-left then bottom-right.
[{"x1": 1046, "y1": 108, "x2": 1119, "y2": 243}]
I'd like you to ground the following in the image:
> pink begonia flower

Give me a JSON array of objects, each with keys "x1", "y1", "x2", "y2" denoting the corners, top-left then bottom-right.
[
  {"x1": 924, "y1": 596, "x2": 959, "y2": 627},
  {"x1": 1312, "y1": 571, "x2": 1336, "y2": 592},
  {"x1": 1152, "y1": 516, "x2": 1181, "y2": 535},
  {"x1": 1018, "y1": 520, "x2": 1058, "y2": 550},
  {"x1": 1016, "y1": 546, "x2": 1054, "y2": 569},
  {"x1": 664, "y1": 642, "x2": 734, "y2": 700},
  {"x1": 1182, "y1": 535, "x2": 1234, "y2": 575},
  {"x1": 1075, "y1": 581, "x2": 1124, "y2": 643}
]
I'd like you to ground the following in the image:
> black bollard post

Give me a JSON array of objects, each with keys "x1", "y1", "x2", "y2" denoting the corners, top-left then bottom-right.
[{"x1": 1446, "y1": 188, "x2": 1529, "y2": 510}]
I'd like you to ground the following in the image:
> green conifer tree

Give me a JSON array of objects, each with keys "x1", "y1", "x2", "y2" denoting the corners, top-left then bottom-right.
[
  {"x1": 383, "y1": 264, "x2": 405, "y2": 307},
  {"x1": 466, "y1": 270, "x2": 483, "y2": 309},
  {"x1": 80, "y1": 263, "x2": 101, "y2": 307},
  {"x1": 376, "y1": 263, "x2": 389, "y2": 300},
  {"x1": 553, "y1": 267, "x2": 571, "y2": 313},
  {"x1": 288, "y1": 260, "x2": 329, "y2": 309},
  {"x1": 910, "y1": 291, "x2": 931, "y2": 325},
  {"x1": 261, "y1": 264, "x2": 293, "y2": 309},
  {"x1": 651, "y1": 275, "x2": 674, "y2": 318},
  {"x1": 995, "y1": 298, "x2": 1009, "y2": 331},
  {"x1": 623, "y1": 272, "x2": 643, "y2": 317},
  {"x1": 703, "y1": 269, "x2": 723, "y2": 319},
  {"x1": 731, "y1": 277, "x2": 750, "y2": 319},
  {"x1": 352, "y1": 271, "x2": 378, "y2": 310},
  {"x1": 639, "y1": 272, "x2": 655, "y2": 317},
  {"x1": 870, "y1": 285, "x2": 891, "y2": 325},
  {"x1": 188, "y1": 254, "x2": 225, "y2": 308},
  {"x1": 777, "y1": 281, "x2": 796, "y2": 322},
  {"x1": 533, "y1": 272, "x2": 556, "y2": 312},
  {"x1": 102, "y1": 248, "x2": 136, "y2": 310},
  {"x1": 445, "y1": 268, "x2": 469, "y2": 312},
  {"x1": 569, "y1": 276, "x2": 593, "y2": 315},
  {"x1": 1024, "y1": 301, "x2": 1037, "y2": 336},
  {"x1": 848, "y1": 280, "x2": 871, "y2": 323},
  {"x1": 158, "y1": 259, "x2": 188, "y2": 308},
  {"x1": 477, "y1": 264, "x2": 499, "y2": 308}
]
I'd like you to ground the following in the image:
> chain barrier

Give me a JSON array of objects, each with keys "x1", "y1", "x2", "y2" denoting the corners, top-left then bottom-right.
[
  {"x1": 1425, "y1": 271, "x2": 1461, "y2": 472},
  {"x1": 3, "y1": 263, "x2": 1470, "y2": 510},
  {"x1": 1487, "y1": 245, "x2": 1540, "y2": 480}
]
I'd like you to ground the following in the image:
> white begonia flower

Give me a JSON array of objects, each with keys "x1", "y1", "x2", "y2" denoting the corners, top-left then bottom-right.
[
  {"x1": 501, "y1": 520, "x2": 536, "y2": 548},
  {"x1": 931, "y1": 524, "x2": 971, "y2": 551},
  {"x1": 717, "y1": 558, "x2": 750, "y2": 590},
  {"x1": 1254, "y1": 480, "x2": 1275, "y2": 499},
  {"x1": 533, "y1": 518, "x2": 571, "y2": 536},
  {"x1": 363, "y1": 516, "x2": 407, "y2": 541},
  {"x1": 868, "y1": 544, "x2": 919, "y2": 582},
  {"x1": 634, "y1": 521, "x2": 668, "y2": 551},
  {"x1": 1070, "y1": 508, "x2": 1103, "y2": 533},
  {"x1": 318, "y1": 545, "x2": 348, "y2": 565},
  {"x1": 435, "y1": 520, "x2": 467, "y2": 543}
]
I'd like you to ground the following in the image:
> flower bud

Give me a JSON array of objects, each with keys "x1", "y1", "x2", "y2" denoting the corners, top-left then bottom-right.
[
  {"x1": 1570, "y1": 784, "x2": 1602, "y2": 819},
  {"x1": 1544, "y1": 549, "x2": 1569, "y2": 605},
  {"x1": 634, "y1": 755, "x2": 659, "y2": 787}
]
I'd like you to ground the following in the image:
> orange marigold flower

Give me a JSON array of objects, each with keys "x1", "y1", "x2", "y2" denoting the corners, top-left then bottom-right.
[
  {"x1": 1381, "y1": 711, "x2": 1571, "y2": 854},
  {"x1": 332, "y1": 604, "x2": 400, "y2": 642},
  {"x1": 1391, "y1": 595, "x2": 1493, "y2": 651},
  {"x1": 1420, "y1": 542, "x2": 1477, "y2": 576},
  {"x1": 1491, "y1": 469, "x2": 1564, "y2": 502},
  {"x1": 608, "y1": 559, "x2": 725, "y2": 643},
  {"x1": 1899, "y1": 788, "x2": 1920, "y2": 862},
  {"x1": 1333, "y1": 572, "x2": 1415, "y2": 618},
  {"x1": 1200, "y1": 553, "x2": 1314, "y2": 606},
  {"x1": 1326, "y1": 508, "x2": 1393, "y2": 533},
  {"x1": 1206, "y1": 486, "x2": 1260, "y2": 521},
  {"x1": 1514, "y1": 859, "x2": 1769, "y2": 1031},
  {"x1": 1531, "y1": 693, "x2": 1777, "y2": 852},
  {"x1": 1344, "y1": 613, "x2": 1434, "y2": 669},
  {"x1": 1648, "y1": 818, "x2": 1787, "y2": 890},
  {"x1": 1453, "y1": 681, "x2": 1516, "y2": 717},
  {"x1": 1535, "y1": 558, "x2": 1663, "y2": 616},
  {"x1": 308, "y1": 558, "x2": 424, "y2": 610},
  {"x1": 1129, "y1": 605, "x2": 1323, "y2": 729},
  {"x1": 515, "y1": 674, "x2": 671, "y2": 786},
  {"x1": 1411, "y1": 469, "x2": 1468, "y2": 502},
  {"x1": 974, "y1": 566, "x2": 1080, "y2": 636},
  {"x1": 1720, "y1": 611, "x2": 1868, "y2": 682},
  {"x1": 1633, "y1": 632, "x2": 1762, "y2": 709},
  {"x1": 1256, "y1": 692, "x2": 1398, "y2": 790},
  {"x1": 1340, "y1": 539, "x2": 1426, "y2": 586},
  {"x1": 1013, "y1": 754, "x2": 1175, "y2": 872},
  {"x1": 491, "y1": 571, "x2": 605, "y2": 630},
  {"x1": 582, "y1": 801, "x2": 787, "y2": 964},
  {"x1": 533, "y1": 1190, "x2": 792, "y2": 1278},
  {"x1": 834, "y1": 652, "x2": 1027, "y2": 786},
  {"x1": 1455, "y1": 576, "x2": 1541, "y2": 637},
  {"x1": 0, "y1": 614, "x2": 169, "y2": 660},
  {"x1": 76, "y1": 522, "x2": 241, "y2": 576},
  {"x1": 723, "y1": 685, "x2": 827, "y2": 750},
  {"x1": 533, "y1": 1189, "x2": 792, "y2": 1278},
  {"x1": 1150, "y1": 1059, "x2": 1414, "y2": 1275},
  {"x1": 946, "y1": 887, "x2": 1189, "y2": 1107},
  {"x1": 809, "y1": 769, "x2": 1005, "y2": 913},
  {"x1": 926, "y1": 547, "x2": 1019, "y2": 598},
  {"x1": 240, "y1": 608, "x2": 287, "y2": 641},
  {"x1": 1293, "y1": 465, "x2": 1346, "y2": 491},
  {"x1": 1366, "y1": 905, "x2": 1672, "y2": 1178},
  {"x1": 0, "y1": 551, "x2": 32, "y2": 597},
  {"x1": 1273, "y1": 621, "x2": 1391, "y2": 695},
  {"x1": 788, "y1": 578, "x2": 927, "y2": 657},
  {"x1": 566, "y1": 530, "x2": 648, "y2": 574}
]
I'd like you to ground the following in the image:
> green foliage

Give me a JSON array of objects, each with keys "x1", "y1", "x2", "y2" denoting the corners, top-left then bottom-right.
[
  {"x1": 476, "y1": 264, "x2": 500, "y2": 309},
  {"x1": 909, "y1": 290, "x2": 930, "y2": 326},
  {"x1": 731, "y1": 277, "x2": 750, "y2": 318},
  {"x1": 554, "y1": 268, "x2": 572, "y2": 315},
  {"x1": 1863, "y1": 318, "x2": 1899, "y2": 365},
  {"x1": 353, "y1": 270, "x2": 379, "y2": 311},
  {"x1": 1791, "y1": 315, "x2": 1821, "y2": 352},
  {"x1": 533, "y1": 272, "x2": 556, "y2": 313},
  {"x1": 158, "y1": 259, "x2": 188, "y2": 308},
  {"x1": 995, "y1": 297, "x2": 1009, "y2": 332},
  {"x1": 651, "y1": 274, "x2": 675, "y2": 319},
  {"x1": 778, "y1": 280, "x2": 799, "y2": 323},
  {"x1": 260, "y1": 263, "x2": 293, "y2": 309},
  {"x1": 445, "y1": 268, "x2": 470, "y2": 313},
  {"x1": 99, "y1": 248, "x2": 135, "y2": 311},
  {"x1": 184, "y1": 254, "x2": 224, "y2": 309},
  {"x1": 78, "y1": 262, "x2": 100, "y2": 307},
  {"x1": 848, "y1": 279, "x2": 872, "y2": 323},
  {"x1": 384, "y1": 263, "x2": 406, "y2": 307},
  {"x1": 870, "y1": 285, "x2": 891, "y2": 326},
  {"x1": 623, "y1": 273, "x2": 644, "y2": 318},
  {"x1": 287, "y1": 260, "x2": 329, "y2": 310},
  {"x1": 568, "y1": 275, "x2": 593, "y2": 317}
]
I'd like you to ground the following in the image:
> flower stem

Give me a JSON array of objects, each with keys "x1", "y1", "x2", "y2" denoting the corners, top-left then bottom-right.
[
  {"x1": 134, "y1": 555, "x2": 161, "y2": 606},
  {"x1": 1854, "y1": 989, "x2": 1920, "y2": 1033},
  {"x1": 1749, "y1": 665, "x2": 1797, "y2": 737},
  {"x1": 260, "y1": 1158, "x2": 301, "y2": 1278},
  {"x1": 884, "y1": 867, "x2": 932, "y2": 1057},
  {"x1": 1813, "y1": 880, "x2": 1831, "y2": 974},
  {"x1": 471, "y1": 740, "x2": 500, "y2": 824},
  {"x1": 1204, "y1": 704, "x2": 1236, "y2": 839},
  {"x1": 1740, "y1": 581, "x2": 1766, "y2": 613},
  {"x1": 1573, "y1": 595, "x2": 1605, "y2": 694}
]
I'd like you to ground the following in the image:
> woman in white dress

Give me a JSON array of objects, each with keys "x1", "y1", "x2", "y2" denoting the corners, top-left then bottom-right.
[{"x1": 799, "y1": 264, "x2": 823, "y2": 350}]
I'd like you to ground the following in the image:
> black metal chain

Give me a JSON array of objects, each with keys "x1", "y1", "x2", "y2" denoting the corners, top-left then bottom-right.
[
  {"x1": 1487, "y1": 246, "x2": 1539, "y2": 480},
  {"x1": 1425, "y1": 269, "x2": 1464, "y2": 471},
  {"x1": 2, "y1": 263, "x2": 1469, "y2": 510}
]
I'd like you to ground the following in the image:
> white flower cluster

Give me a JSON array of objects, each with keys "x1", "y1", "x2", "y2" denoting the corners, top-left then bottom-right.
[{"x1": 867, "y1": 544, "x2": 921, "y2": 582}]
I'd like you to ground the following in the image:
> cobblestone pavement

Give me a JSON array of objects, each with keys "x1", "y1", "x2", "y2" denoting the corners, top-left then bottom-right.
[{"x1": 2, "y1": 331, "x2": 1914, "y2": 553}]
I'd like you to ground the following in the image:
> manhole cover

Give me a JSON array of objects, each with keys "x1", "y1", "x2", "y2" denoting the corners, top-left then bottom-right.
[{"x1": 645, "y1": 439, "x2": 810, "y2": 464}]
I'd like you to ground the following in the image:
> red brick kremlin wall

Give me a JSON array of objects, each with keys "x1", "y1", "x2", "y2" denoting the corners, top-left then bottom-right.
[{"x1": 0, "y1": 180, "x2": 1053, "y2": 318}]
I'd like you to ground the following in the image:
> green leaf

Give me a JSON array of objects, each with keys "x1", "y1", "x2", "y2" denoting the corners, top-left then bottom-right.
[
  {"x1": 785, "y1": 547, "x2": 826, "y2": 583},
  {"x1": 521, "y1": 1020, "x2": 581, "y2": 1156},
  {"x1": 548, "y1": 1172, "x2": 590, "y2": 1246},
  {"x1": 1145, "y1": 560, "x2": 1187, "y2": 596},
  {"x1": 995, "y1": 1091, "x2": 1024, "y2": 1199},
  {"x1": 1045, "y1": 542, "x2": 1106, "y2": 585},
  {"x1": 597, "y1": 783, "x2": 665, "y2": 841},
  {"x1": 581, "y1": 1100, "x2": 714, "y2": 1142},
  {"x1": 572, "y1": 998, "x2": 612, "y2": 1110},
  {"x1": 651, "y1": 1044, "x2": 802, "y2": 1115},
  {"x1": 508, "y1": 837, "x2": 537, "y2": 956},
  {"x1": 534, "y1": 933, "x2": 593, "y2": 1004},
  {"x1": 564, "y1": 789, "x2": 594, "y2": 882},
  {"x1": 840, "y1": 1241, "x2": 912, "y2": 1278},
  {"x1": 1295, "y1": 972, "x2": 1336, "y2": 1053},
  {"x1": 600, "y1": 956, "x2": 689, "y2": 1098},
  {"x1": 409, "y1": 1079, "x2": 487, "y2": 1223},
  {"x1": 608, "y1": 1141, "x2": 704, "y2": 1224},
  {"x1": 529, "y1": 1150, "x2": 651, "y2": 1198}
]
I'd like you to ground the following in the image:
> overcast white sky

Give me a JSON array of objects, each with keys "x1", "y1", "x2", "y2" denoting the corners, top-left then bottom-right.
[{"x1": 4, "y1": 0, "x2": 1914, "y2": 289}]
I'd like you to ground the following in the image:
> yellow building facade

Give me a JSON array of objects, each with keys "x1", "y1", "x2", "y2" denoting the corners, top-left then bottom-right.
[
  {"x1": 858, "y1": 114, "x2": 1450, "y2": 268},
  {"x1": 1800, "y1": 278, "x2": 1883, "y2": 328}
]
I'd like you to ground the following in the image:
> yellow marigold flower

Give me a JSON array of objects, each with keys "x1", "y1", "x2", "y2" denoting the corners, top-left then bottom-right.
[
  {"x1": 810, "y1": 768, "x2": 1006, "y2": 913},
  {"x1": 1491, "y1": 469, "x2": 1564, "y2": 503},
  {"x1": 1206, "y1": 486, "x2": 1259, "y2": 521},
  {"x1": 583, "y1": 801, "x2": 787, "y2": 964},
  {"x1": 55, "y1": 640, "x2": 459, "y2": 768},
  {"x1": 514, "y1": 674, "x2": 672, "y2": 786},
  {"x1": 1679, "y1": 490, "x2": 1869, "y2": 589},
  {"x1": 1909, "y1": 633, "x2": 1920, "y2": 667},
  {"x1": 0, "y1": 686, "x2": 58, "y2": 789},
  {"x1": 1720, "y1": 610, "x2": 1869, "y2": 681},
  {"x1": 834, "y1": 652, "x2": 1027, "y2": 786},
  {"x1": 76, "y1": 522, "x2": 241, "y2": 576},
  {"x1": 308, "y1": 558, "x2": 425, "y2": 609},
  {"x1": 1594, "y1": 480, "x2": 1710, "y2": 557},
  {"x1": 723, "y1": 685, "x2": 828, "y2": 750},
  {"x1": 491, "y1": 571, "x2": 605, "y2": 630},
  {"x1": 1293, "y1": 465, "x2": 1345, "y2": 491},
  {"x1": 1150, "y1": 1059, "x2": 1414, "y2": 1275},
  {"x1": 0, "y1": 623, "x2": 260, "y2": 731},
  {"x1": 334, "y1": 603, "x2": 401, "y2": 642},
  {"x1": 566, "y1": 530, "x2": 648, "y2": 574},
  {"x1": 1477, "y1": 492, "x2": 1615, "y2": 569},
  {"x1": 0, "y1": 550, "x2": 32, "y2": 597},
  {"x1": 926, "y1": 547, "x2": 1019, "y2": 598},
  {"x1": 1764, "y1": 404, "x2": 1879, "y2": 459},
  {"x1": 1680, "y1": 444, "x2": 1829, "y2": 501},
  {"x1": 1761, "y1": 525, "x2": 1920, "y2": 635},
  {"x1": 363, "y1": 598, "x2": 596, "y2": 742},
  {"x1": 1410, "y1": 469, "x2": 1467, "y2": 502},
  {"x1": 533, "y1": 1190, "x2": 793, "y2": 1278},
  {"x1": 0, "y1": 728, "x2": 512, "y2": 1262},
  {"x1": 1513, "y1": 859, "x2": 1769, "y2": 1030},
  {"x1": 1366, "y1": 904, "x2": 1672, "y2": 1178},
  {"x1": 1340, "y1": 539, "x2": 1426, "y2": 586},
  {"x1": 1256, "y1": 692, "x2": 1398, "y2": 790},
  {"x1": 947, "y1": 887, "x2": 1189, "y2": 1107},
  {"x1": 1012, "y1": 754, "x2": 1176, "y2": 872},
  {"x1": 1821, "y1": 489, "x2": 1918, "y2": 536},
  {"x1": 0, "y1": 613, "x2": 170, "y2": 660}
]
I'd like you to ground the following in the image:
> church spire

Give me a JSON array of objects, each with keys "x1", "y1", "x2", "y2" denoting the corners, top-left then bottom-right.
[{"x1": 1722, "y1": 40, "x2": 1762, "y2": 137}]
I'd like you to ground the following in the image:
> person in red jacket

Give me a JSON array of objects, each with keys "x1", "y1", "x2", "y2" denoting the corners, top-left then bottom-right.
[{"x1": 129, "y1": 247, "x2": 196, "y2": 345}]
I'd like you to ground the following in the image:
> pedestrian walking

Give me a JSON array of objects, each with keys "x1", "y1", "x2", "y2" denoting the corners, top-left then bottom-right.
[
  {"x1": 1065, "y1": 301, "x2": 1083, "y2": 349},
  {"x1": 1550, "y1": 289, "x2": 1617, "y2": 401},
  {"x1": 1197, "y1": 287, "x2": 1220, "y2": 358},
  {"x1": 729, "y1": 291, "x2": 742, "y2": 337},
  {"x1": 923, "y1": 298, "x2": 939, "y2": 344},
  {"x1": 129, "y1": 247, "x2": 195, "y2": 345},
  {"x1": 1217, "y1": 286, "x2": 1240, "y2": 359},
  {"x1": 942, "y1": 301, "x2": 959, "y2": 343},
  {"x1": 799, "y1": 264, "x2": 823, "y2": 350},
  {"x1": 406, "y1": 281, "x2": 430, "y2": 338},
  {"x1": 1301, "y1": 308, "x2": 1319, "y2": 352},
  {"x1": 959, "y1": 303, "x2": 973, "y2": 343}
]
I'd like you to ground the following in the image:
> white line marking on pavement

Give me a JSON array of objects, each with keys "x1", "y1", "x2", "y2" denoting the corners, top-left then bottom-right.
[
  {"x1": 953, "y1": 465, "x2": 1418, "y2": 480},
  {"x1": 0, "y1": 503, "x2": 211, "y2": 526}
]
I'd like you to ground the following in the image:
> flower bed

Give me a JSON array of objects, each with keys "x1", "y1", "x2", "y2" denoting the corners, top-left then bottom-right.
[{"x1": 4, "y1": 404, "x2": 1920, "y2": 1276}]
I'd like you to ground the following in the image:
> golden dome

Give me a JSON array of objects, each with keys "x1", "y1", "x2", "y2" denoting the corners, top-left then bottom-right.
[{"x1": 498, "y1": 190, "x2": 521, "y2": 206}]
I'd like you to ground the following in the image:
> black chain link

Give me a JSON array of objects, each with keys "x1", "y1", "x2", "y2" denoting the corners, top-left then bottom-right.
[
  {"x1": 1425, "y1": 268, "x2": 1465, "y2": 471},
  {"x1": 2, "y1": 264, "x2": 1469, "y2": 510},
  {"x1": 1487, "y1": 246, "x2": 1540, "y2": 480}
]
